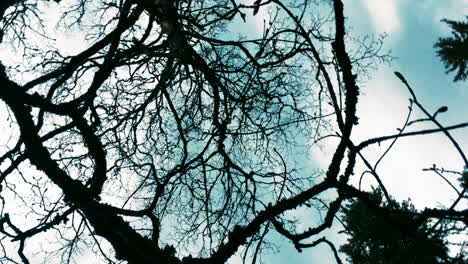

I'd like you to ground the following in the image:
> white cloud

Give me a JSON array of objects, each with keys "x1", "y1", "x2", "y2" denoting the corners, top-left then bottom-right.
[
  {"x1": 349, "y1": 68, "x2": 464, "y2": 209},
  {"x1": 361, "y1": 0, "x2": 400, "y2": 34}
]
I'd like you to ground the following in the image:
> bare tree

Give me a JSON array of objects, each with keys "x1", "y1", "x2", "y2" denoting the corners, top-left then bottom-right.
[{"x1": 0, "y1": 0, "x2": 465, "y2": 263}]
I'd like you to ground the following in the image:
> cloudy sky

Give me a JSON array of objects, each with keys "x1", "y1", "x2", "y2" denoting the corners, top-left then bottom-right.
[
  {"x1": 344, "y1": 0, "x2": 467, "y2": 207},
  {"x1": 0, "y1": 0, "x2": 466, "y2": 263},
  {"x1": 66, "y1": 1, "x2": 468, "y2": 263},
  {"x1": 255, "y1": 0, "x2": 468, "y2": 263}
]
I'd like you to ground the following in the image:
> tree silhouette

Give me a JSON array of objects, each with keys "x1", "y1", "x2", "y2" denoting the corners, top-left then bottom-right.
[
  {"x1": 340, "y1": 189, "x2": 454, "y2": 264},
  {"x1": 0, "y1": 0, "x2": 466, "y2": 263},
  {"x1": 434, "y1": 17, "x2": 468, "y2": 82}
]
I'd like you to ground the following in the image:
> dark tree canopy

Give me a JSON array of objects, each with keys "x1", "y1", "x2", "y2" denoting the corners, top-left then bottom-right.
[
  {"x1": 0, "y1": 0, "x2": 466, "y2": 264},
  {"x1": 434, "y1": 16, "x2": 468, "y2": 82},
  {"x1": 340, "y1": 189, "x2": 455, "y2": 264}
]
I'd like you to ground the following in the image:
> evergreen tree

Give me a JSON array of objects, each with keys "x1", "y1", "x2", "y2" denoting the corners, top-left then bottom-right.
[
  {"x1": 340, "y1": 189, "x2": 451, "y2": 264},
  {"x1": 434, "y1": 17, "x2": 468, "y2": 82}
]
